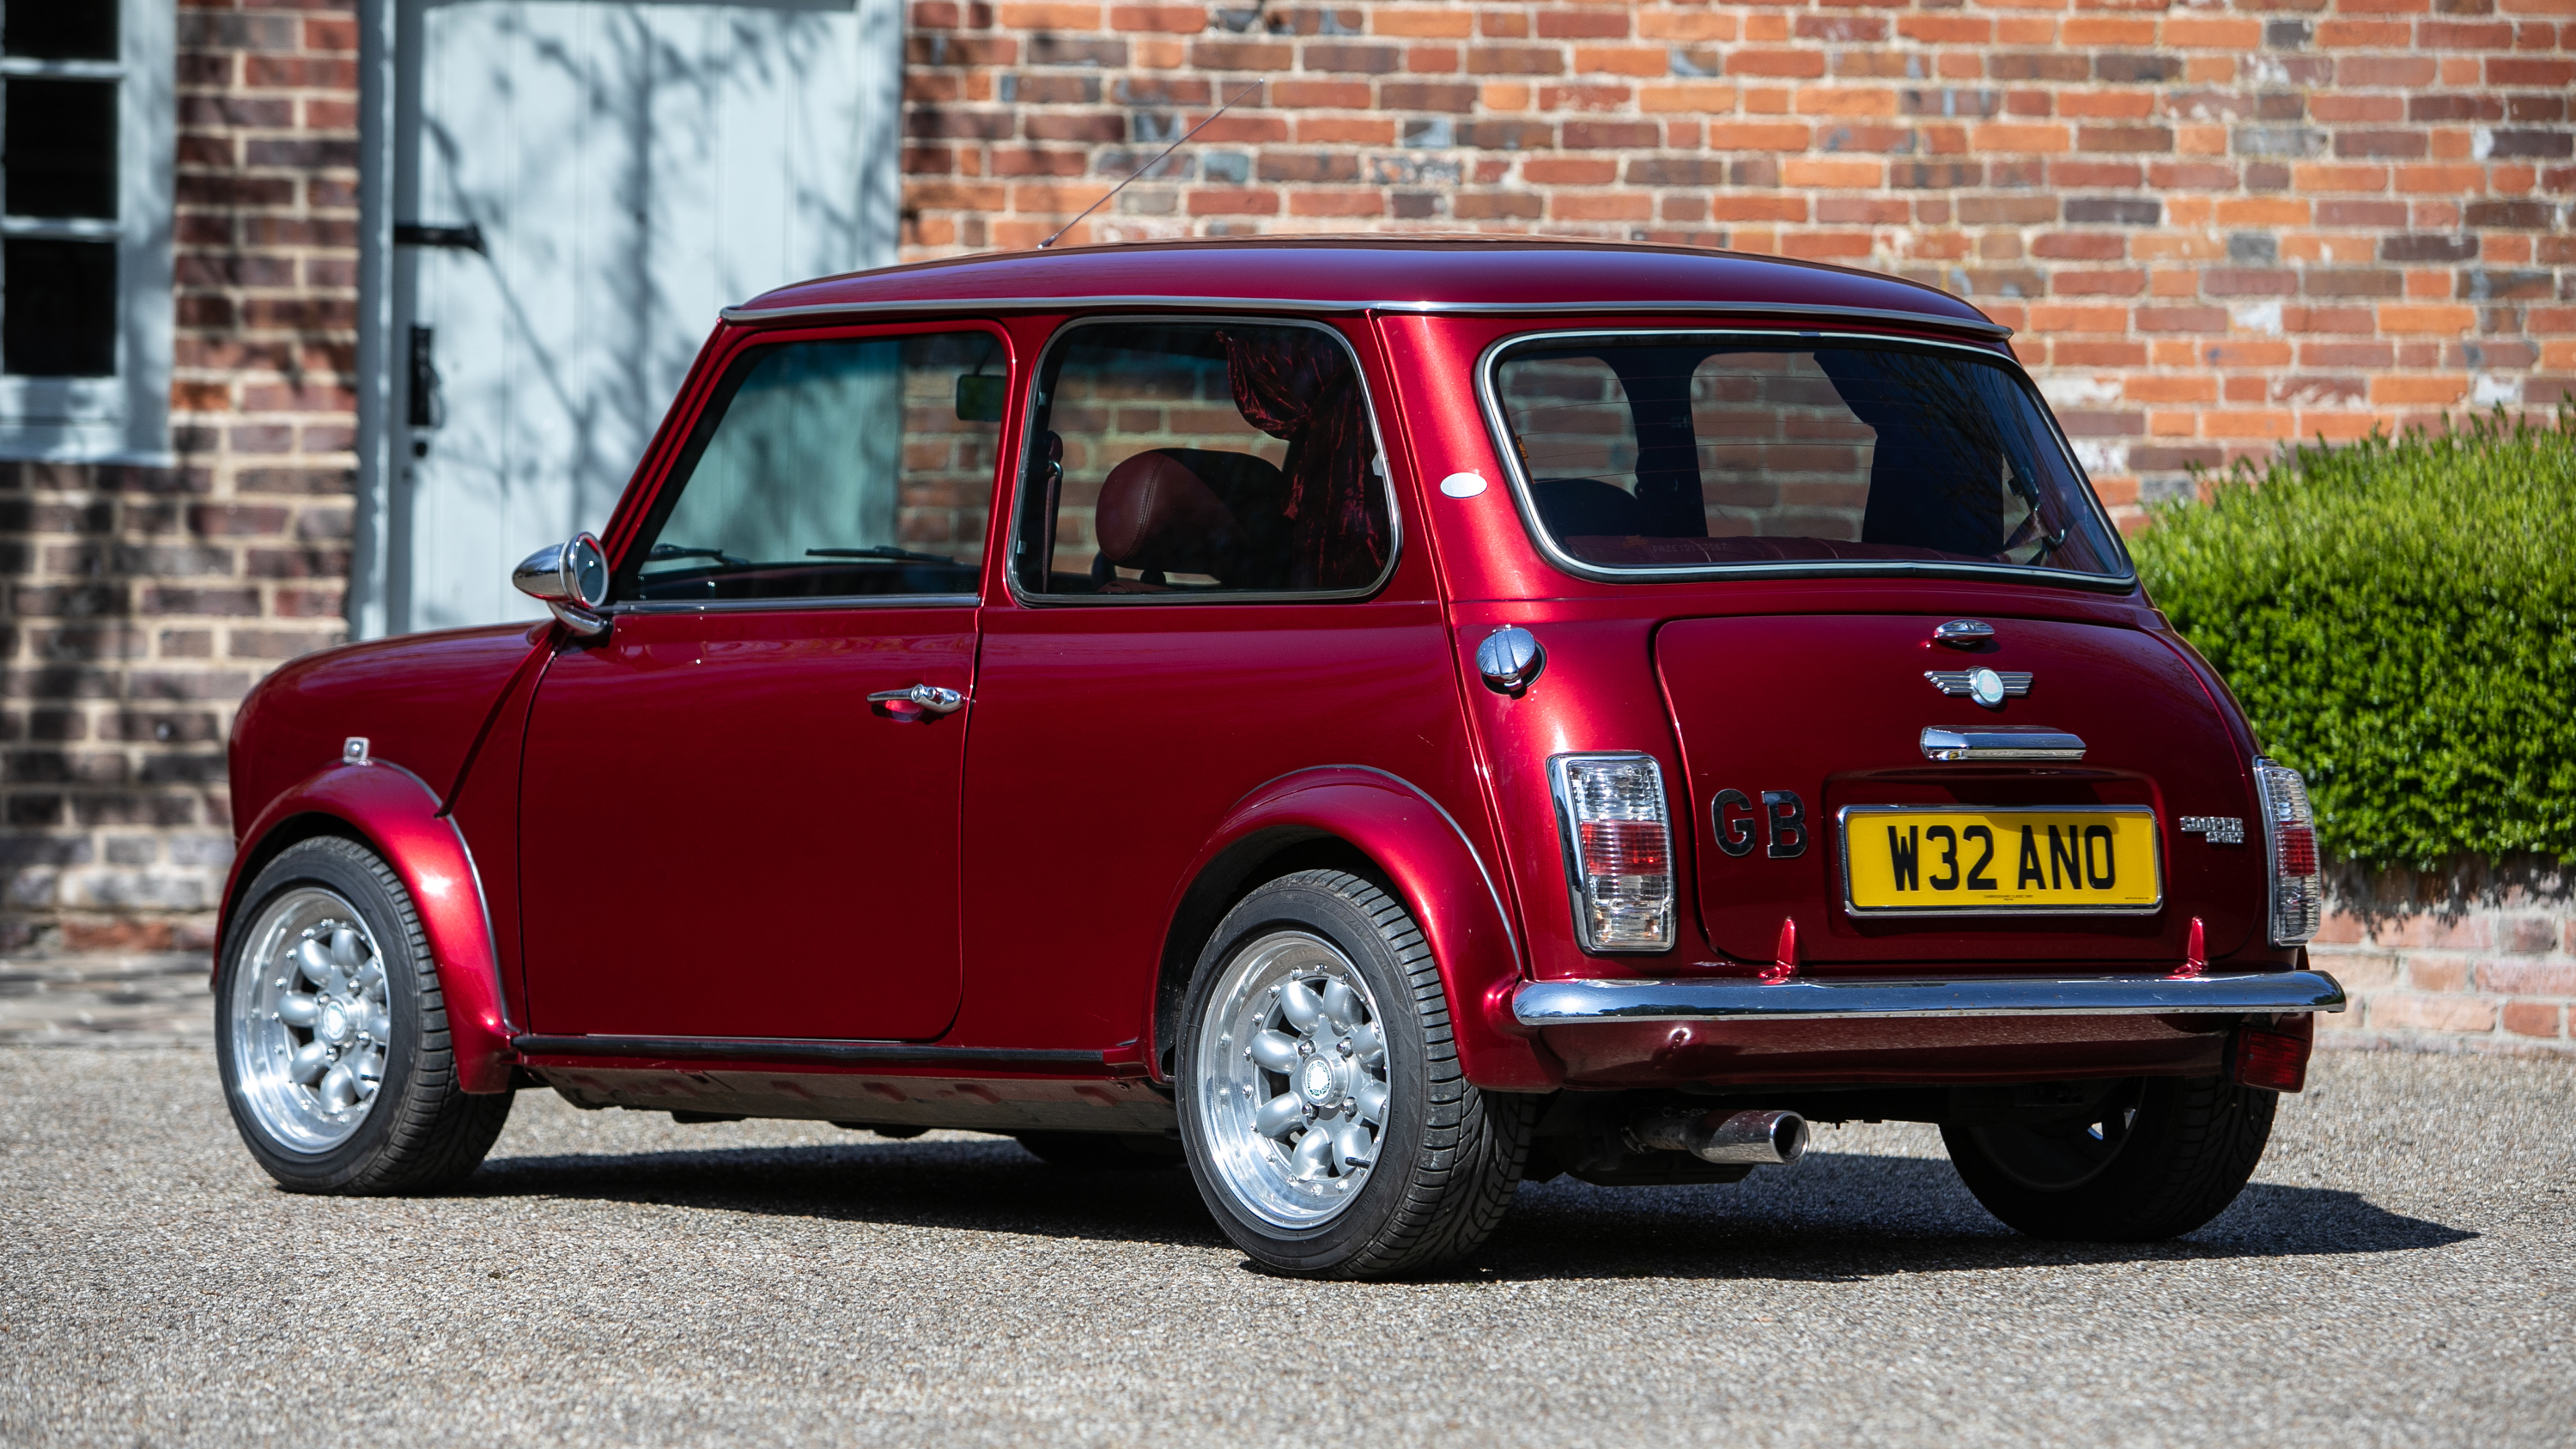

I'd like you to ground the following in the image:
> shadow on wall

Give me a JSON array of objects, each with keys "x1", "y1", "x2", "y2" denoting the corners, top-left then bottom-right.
[
  {"x1": 455, "y1": 1137, "x2": 2473, "y2": 1277},
  {"x1": 0, "y1": 455, "x2": 259, "y2": 960}
]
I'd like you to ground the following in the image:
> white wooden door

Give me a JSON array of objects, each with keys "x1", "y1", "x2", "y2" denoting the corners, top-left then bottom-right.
[{"x1": 386, "y1": 0, "x2": 898, "y2": 633}]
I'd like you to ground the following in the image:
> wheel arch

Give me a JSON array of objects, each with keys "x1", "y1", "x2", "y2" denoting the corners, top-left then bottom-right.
[
  {"x1": 218, "y1": 759, "x2": 517, "y2": 1093},
  {"x1": 1152, "y1": 767, "x2": 1559, "y2": 1093}
]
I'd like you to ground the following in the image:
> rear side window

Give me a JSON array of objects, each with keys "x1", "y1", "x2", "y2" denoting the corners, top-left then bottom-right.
[
  {"x1": 1491, "y1": 337, "x2": 2126, "y2": 581},
  {"x1": 1012, "y1": 320, "x2": 1392, "y2": 599},
  {"x1": 616, "y1": 329, "x2": 1003, "y2": 604}
]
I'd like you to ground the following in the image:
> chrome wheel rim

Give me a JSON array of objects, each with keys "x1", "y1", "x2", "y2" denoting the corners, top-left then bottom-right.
[
  {"x1": 227, "y1": 888, "x2": 392, "y2": 1153},
  {"x1": 1195, "y1": 930, "x2": 1391, "y2": 1229}
]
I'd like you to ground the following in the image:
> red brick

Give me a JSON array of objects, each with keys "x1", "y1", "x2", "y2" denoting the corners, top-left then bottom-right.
[
  {"x1": 2372, "y1": 995, "x2": 2499, "y2": 1033},
  {"x1": 2480, "y1": 960, "x2": 2576, "y2": 995},
  {"x1": 2502, "y1": 1002, "x2": 2565, "y2": 1038}
]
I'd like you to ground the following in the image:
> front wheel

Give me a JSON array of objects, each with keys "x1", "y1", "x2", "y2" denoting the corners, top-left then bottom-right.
[
  {"x1": 216, "y1": 836, "x2": 513, "y2": 1193},
  {"x1": 1941, "y1": 1074, "x2": 2275, "y2": 1240},
  {"x1": 1177, "y1": 869, "x2": 1534, "y2": 1279}
]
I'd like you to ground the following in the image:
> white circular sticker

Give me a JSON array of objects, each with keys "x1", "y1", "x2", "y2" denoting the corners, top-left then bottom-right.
[{"x1": 1439, "y1": 471, "x2": 1488, "y2": 498}]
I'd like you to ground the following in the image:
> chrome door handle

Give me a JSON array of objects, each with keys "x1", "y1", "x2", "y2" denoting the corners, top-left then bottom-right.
[{"x1": 868, "y1": 684, "x2": 965, "y2": 714}]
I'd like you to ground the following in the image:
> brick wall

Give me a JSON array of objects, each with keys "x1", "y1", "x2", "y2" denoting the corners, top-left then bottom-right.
[
  {"x1": 901, "y1": 0, "x2": 2576, "y2": 527},
  {"x1": 9, "y1": 0, "x2": 2573, "y2": 1005},
  {"x1": 0, "y1": 2, "x2": 357, "y2": 957},
  {"x1": 2315, "y1": 860, "x2": 2573, "y2": 1056}
]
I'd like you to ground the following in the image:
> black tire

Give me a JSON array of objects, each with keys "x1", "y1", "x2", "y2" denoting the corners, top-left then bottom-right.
[
  {"x1": 1176, "y1": 869, "x2": 1535, "y2": 1280},
  {"x1": 215, "y1": 836, "x2": 513, "y2": 1193},
  {"x1": 1941, "y1": 1074, "x2": 2275, "y2": 1240},
  {"x1": 1014, "y1": 1131, "x2": 1186, "y2": 1170}
]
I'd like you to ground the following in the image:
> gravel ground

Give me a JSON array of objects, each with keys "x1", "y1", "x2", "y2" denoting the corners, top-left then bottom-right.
[{"x1": 3, "y1": 1044, "x2": 2569, "y2": 1447}]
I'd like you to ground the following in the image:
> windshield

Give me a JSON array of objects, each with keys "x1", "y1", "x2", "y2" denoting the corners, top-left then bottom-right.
[{"x1": 1489, "y1": 336, "x2": 2127, "y2": 580}]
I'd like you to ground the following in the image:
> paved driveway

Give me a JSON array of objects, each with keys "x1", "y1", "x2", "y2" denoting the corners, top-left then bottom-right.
[{"x1": 3, "y1": 1044, "x2": 2569, "y2": 1446}]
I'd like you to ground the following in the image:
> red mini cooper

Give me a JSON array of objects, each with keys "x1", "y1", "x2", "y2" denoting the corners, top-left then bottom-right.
[{"x1": 216, "y1": 239, "x2": 2341, "y2": 1279}]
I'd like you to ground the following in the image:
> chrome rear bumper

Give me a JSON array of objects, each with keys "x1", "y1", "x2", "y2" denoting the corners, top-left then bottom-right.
[{"x1": 1514, "y1": 971, "x2": 2346, "y2": 1026}]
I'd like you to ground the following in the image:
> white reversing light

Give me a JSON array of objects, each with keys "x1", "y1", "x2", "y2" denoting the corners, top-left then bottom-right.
[{"x1": 1549, "y1": 753, "x2": 1676, "y2": 953}]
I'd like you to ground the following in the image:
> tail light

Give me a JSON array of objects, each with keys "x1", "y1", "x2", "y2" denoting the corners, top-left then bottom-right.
[
  {"x1": 1550, "y1": 753, "x2": 1675, "y2": 953},
  {"x1": 2252, "y1": 758, "x2": 2322, "y2": 946}
]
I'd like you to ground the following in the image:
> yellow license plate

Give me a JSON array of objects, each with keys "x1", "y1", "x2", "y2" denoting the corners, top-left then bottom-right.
[{"x1": 1839, "y1": 807, "x2": 2163, "y2": 915}]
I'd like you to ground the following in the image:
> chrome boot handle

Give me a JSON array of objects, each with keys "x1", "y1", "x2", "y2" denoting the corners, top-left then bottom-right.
[
  {"x1": 868, "y1": 684, "x2": 965, "y2": 715},
  {"x1": 1919, "y1": 726, "x2": 2085, "y2": 762}
]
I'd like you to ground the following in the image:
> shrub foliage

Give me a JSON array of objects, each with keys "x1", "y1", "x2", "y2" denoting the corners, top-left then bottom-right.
[{"x1": 2131, "y1": 409, "x2": 2576, "y2": 870}]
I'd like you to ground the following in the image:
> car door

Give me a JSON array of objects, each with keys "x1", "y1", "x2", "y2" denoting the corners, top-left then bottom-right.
[
  {"x1": 518, "y1": 321, "x2": 1011, "y2": 1041},
  {"x1": 953, "y1": 315, "x2": 1473, "y2": 1056}
]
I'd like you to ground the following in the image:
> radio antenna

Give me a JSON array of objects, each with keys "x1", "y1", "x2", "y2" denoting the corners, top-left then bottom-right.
[{"x1": 1039, "y1": 79, "x2": 1263, "y2": 249}]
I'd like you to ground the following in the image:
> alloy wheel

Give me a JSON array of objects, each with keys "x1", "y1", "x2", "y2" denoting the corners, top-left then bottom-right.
[
  {"x1": 1194, "y1": 930, "x2": 1392, "y2": 1229},
  {"x1": 226, "y1": 887, "x2": 392, "y2": 1152}
]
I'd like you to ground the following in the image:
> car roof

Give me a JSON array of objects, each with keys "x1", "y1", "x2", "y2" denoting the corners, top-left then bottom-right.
[{"x1": 726, "y1": 235, "x2": 2008, "y2": 340}]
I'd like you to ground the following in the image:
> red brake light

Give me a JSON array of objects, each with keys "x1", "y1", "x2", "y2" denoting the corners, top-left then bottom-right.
[{"x1": 1578, "y1": 819, "x2": 1670, "y2": 877}]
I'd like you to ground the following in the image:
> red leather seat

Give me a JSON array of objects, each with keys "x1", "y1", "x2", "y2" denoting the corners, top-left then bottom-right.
[{"x1": 1094, "y1": 447, "x2": 1291, "y2": 590}]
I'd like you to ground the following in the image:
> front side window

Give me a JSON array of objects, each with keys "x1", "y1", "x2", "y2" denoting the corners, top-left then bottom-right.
[
  {"x1": 1012, "y1": 320, "x2": 1391, "y2": 599},
  {"x1": 1491, "y1": 337, "x2": 2126, "y2": 581},
  {"x1": 617, "y1": 330, "x2": 1003, "y2": 603}
]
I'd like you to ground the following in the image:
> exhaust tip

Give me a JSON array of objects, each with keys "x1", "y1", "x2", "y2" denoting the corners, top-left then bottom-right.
[
  {"x1": 1767, "y1": 1111, "x2": 1810, "y2": 1166},
  {"x1": 1632, "y1": 1108, "x2": 1809, "y2": 1166}
]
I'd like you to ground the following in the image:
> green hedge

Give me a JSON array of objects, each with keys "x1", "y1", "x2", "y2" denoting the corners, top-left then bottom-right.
[{"x1": 2129, "y1": 408, "x2": 2576, "y2": 870}]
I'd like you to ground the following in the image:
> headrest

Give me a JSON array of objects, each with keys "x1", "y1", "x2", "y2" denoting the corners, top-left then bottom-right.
[{"x1": 1096, "y1": 448, "x2": 1290, "y2": 585}]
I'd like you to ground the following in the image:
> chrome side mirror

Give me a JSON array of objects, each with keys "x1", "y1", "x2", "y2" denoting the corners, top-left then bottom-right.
[{"x1": 513, "y1": 532, "x2": 611, "y2": 636}]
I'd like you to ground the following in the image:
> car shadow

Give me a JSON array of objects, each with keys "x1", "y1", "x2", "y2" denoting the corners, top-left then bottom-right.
[
  {"x1": 459, "y1": 1136, "x2": 2475, "y2": 1281},
  {"x1": 464, "y1": 1136, "x2": 1233, "y2": 1251},
  {"x1": 1476, "y1": 1155, "x2": 2476, "y2": 1284}
]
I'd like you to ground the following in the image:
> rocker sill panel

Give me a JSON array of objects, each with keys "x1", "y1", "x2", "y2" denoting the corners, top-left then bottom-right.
[{"x1": 512, "y1": 1035, "x2": 1109, "y2": 1071}]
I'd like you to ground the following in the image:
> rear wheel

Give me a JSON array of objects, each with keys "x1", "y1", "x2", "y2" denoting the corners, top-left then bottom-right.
[
  {"x1": 1941, "y1": 1074, "x2": 2275, "y2": 1240},
  {"x1": 216, "y1": 837, "x2": 513, "y2": 1193},
  {"x1": 1177, "y1": 869, "x2": 1534, "y2": 1280}
]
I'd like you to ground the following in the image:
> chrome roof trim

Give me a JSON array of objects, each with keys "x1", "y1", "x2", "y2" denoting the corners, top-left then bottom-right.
[{"x1": 719, "y1": 296, "x2": 2011, "y2": 339}]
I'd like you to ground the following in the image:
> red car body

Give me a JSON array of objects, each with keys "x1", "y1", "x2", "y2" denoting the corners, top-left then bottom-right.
[{"x1": 220, "y1": 239, "x2": 2336, "y2": 1137}]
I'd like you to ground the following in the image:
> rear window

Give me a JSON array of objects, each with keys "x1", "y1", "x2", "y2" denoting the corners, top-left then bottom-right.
[{"x1": 1488, "y1": 336, "x2": 2127, "y2": 581}]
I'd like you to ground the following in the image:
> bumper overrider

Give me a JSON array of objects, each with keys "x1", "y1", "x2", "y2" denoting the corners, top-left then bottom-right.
[{"x1": 1514, "y1": 971, "x2": 2347, "y2": 1026}]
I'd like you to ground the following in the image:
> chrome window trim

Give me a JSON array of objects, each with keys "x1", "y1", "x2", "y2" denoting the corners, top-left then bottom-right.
[
  {"x1": 1473, "y1": 327, "x2": 2140, "y2": 592},
  {"x1": 1547, "y1": 751, "x2": 1677, "y2": 954},
  {"x1": 721, "y1": 295, "x2": 2012, "y2": 340},
  {"x1": 605, "y1": 592, "x2": 982, "y2": 617},
  {"x1": 1001, "y1": 313, "x2": 1403, "y2": 608},
  {"x1": 1513, "y1": 970, "x2": 2348, "y2": 1026},
  {"x1": 1833, "y1": 803, "x2": 2166, "y2": 918}
]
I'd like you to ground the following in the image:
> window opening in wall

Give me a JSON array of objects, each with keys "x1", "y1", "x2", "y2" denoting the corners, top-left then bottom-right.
[
  {"x1": 2, "y1": 6, "x2": 121, "y2": 377},
  {"x1": 0, "y1": 0, "x2": 171, "y2": 460}
]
